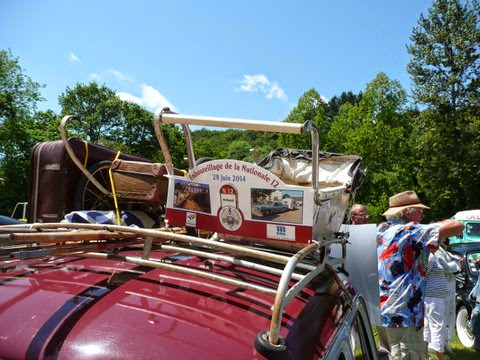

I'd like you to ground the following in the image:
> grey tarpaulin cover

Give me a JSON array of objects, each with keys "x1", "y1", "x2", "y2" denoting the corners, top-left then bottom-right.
[{"x1": 257, "y1": 148, "x2": 364, "y2": 191}]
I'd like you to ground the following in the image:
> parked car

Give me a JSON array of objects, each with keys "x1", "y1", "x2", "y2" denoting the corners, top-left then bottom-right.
[
  {"x1": 0, "y1": 245, "x2": 386, "y2": 359},
  {"x1": 447, "y1": 241, "x2": 480, "y2": 348},
  {"x1": 256, "y1": 201, "x2": 288, "y2": 216},
  {"x1": 0, "y1": 110, "x2": 384, "y2": 359},
  {"x1": 449, "y1": 209, "x2": 480, "y2": 245}
]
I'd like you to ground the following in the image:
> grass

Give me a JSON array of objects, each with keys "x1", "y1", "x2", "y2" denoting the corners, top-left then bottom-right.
[
  {"x1": 372, "y1": 327, "x2": 478, "y2": 359},
  {"x1": 448, "y1": 334, "x2": 478, "y2": 360}
]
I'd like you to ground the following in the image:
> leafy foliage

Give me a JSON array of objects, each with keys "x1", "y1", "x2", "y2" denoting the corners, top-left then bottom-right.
[
  {"x1": 58, "y1": 82, "x2": 187, "y2": 168},
  {"x1": 191, "y1": 128, "x2": 278, "y2": 163},
  {"x1": 407, "y1": 0, "x2": 480, "y2": 114},
  {"x1": 0, "y1": 50, "x2": 57, "y2": 215},
  {"x1": 279, "y1": 89, "x2": 330, "y2": 150},
  {"x1": 408, "y1": 0, "x2": 480, "y2": 220},
  {"x1": 327, "y1": 73, "x2": 416, "y2": 222}
]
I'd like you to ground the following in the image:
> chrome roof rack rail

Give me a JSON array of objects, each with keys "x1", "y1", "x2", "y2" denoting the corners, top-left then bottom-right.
[{"x1": 0, "y1": 222, "x2": 346, "y2": 347}]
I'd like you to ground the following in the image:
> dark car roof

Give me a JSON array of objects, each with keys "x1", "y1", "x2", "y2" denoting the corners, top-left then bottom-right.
[{"x1": 0, "y1": 248, "x2": 347, "y2": 359}]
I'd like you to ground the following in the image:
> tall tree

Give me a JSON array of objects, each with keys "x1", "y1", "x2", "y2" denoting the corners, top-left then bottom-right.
[
  {"x1": 226, "y1": 140, "x2": 252, "y2": 161},
  {"x1": 0, "y1": 50, "x2": 55, "y2": 215},
  {"x1": 58, "y1": 82, "x2": 186, "y2": 167},
  {"x1": 59, "y1": 82, "x2": 125, "y2": 143},
  {"x1": 407, "y1": 0, "x2": 480, "y2": 115},
  {"x1": 279, "y1": 89, "x2": 330, "y2": 150},
  {"x1": 407, "y1": 0, "x2": 480, "y2": 219},
  {"x1": 325, "y1": 91, "x2": 362, "y2": 121},
  {"x1": 327, "y1": 73, "x2": 415, "y2": 222}
]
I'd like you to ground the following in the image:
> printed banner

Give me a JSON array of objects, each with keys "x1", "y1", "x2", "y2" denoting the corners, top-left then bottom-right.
[{"x1": 165, "y1": 160, "x2": 314, "y2": 243}]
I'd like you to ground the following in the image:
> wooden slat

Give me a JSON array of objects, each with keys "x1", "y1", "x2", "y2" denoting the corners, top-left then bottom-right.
[{"x1": 8, "y1": 230, "x2": 139, "y2": 243}]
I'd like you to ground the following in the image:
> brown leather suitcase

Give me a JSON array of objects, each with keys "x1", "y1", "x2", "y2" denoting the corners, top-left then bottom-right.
[
  {"x1": 111, "y1": 160, "x2": 183, "y2": 204},
  {"x1": 28, "y1": 138, "x2": 152, "y2": 223}
]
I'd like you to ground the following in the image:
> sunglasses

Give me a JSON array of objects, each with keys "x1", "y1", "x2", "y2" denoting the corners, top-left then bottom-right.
[{"x1": 352, "y1": 213, "x2": 368, "y2": 217}]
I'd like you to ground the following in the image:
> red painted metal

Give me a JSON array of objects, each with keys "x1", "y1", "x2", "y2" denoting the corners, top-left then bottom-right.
[{"x1": 0, "y1": 250, "x2": 345, "y2": 359}]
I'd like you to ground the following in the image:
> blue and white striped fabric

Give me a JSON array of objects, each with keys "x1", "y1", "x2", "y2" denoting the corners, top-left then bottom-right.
[{"x1": 64, "y1": 210, "x2": 156, "y2": 228}]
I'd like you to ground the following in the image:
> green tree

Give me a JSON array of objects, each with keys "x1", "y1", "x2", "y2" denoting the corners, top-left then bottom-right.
[
  {"x1": 58, "y1": 82, "x2": 187, "y2": 168},
  {"x1": 407, "y1": 0, "x2": 480, "y2": 219},
  {"x1": 327, "y1": 73, "x2": 415, "y2": 222},
  {"x1": 325, "y1": 91, "x2": 362, "y2": 121},
  {"x1": 193, "y1": 134, "x2": 225, "y2": 160},
  {"x1": 59, "y1": 82, "x2": 126, "y2": 143},
  {"x1": 0, "y1": 50, "x2": 55, "y2": 215},
  {"x1": 226, "y1": 140, "x2": 252, "y2": 160},
  {"x1": 279, "y1": 89, "x2": 330, "y2": 151},
  {"x1": 407, "y1": 0, "x2": 480, "y2": 115}
]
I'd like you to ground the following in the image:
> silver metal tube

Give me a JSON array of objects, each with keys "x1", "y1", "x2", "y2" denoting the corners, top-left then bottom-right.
[
  {"x1": 283, "y1": 264, "x2": 325, "y2": 305},
  {"x1": 302, "y1": 120, "x2": 319, "y2": 189},
  {"x1": 153, "y1": 112, "x2": 175, "y2": 175},
  {"x1": 59, "y1": 115, "x2": 110, "y2": 195},
  {"x1": 1, "y1": 223, "x2": 296, "y2": 265},
  {"x1": 268, "y1": 242, "x2": 320, "y2": 345},
  {"x1": 180, "y1": 124, "x2": 196, "y2": 169},
  {"x1": 161, "y1": 244, "x2": 304, "y2": 281},
  {"x1": 159, "y1": 113, "x2": 304, "y2": 134},
  {"x1": 82, "y1": 252, "x2": 277, "y2": 296}
]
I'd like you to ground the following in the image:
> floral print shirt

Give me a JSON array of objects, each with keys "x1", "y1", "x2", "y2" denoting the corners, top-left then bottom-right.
[{"x1": 377, "y1": 220, "x2": 440, "y2": 328}]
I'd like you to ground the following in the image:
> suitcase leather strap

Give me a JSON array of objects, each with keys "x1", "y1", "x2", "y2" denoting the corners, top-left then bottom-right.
[
  {"x1": 108, "y1": 151, "x2": 122, "y2": 225},
  {"x1": 83, "y1": 140, "x2": 89, "y2": 167}
]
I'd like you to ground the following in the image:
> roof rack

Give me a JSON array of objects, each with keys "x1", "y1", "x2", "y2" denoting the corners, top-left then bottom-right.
[{"x1": 0, "y1": 222, "x2": 347, "y2": 346}]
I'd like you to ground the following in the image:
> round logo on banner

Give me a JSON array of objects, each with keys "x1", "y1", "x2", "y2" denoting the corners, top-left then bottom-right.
[{"x1": 219, "y1": 206, "x2": 242, "y2": 231}]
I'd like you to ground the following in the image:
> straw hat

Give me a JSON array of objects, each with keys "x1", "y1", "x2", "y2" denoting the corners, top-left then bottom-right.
[{"x1": 382, "y1": 190, "x2": 430, "y2": 216}]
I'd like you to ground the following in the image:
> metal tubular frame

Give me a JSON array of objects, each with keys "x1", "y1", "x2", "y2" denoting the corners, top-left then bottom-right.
[
  {"x1": 59, "y1": 115, "x2": 111, "y2": 195},
  {"x1": 153, "y1": 108, "x2": 320, "y2": 188},
  {"x1": 0, "y1": 222, "x2": 342, "y2": 346}
]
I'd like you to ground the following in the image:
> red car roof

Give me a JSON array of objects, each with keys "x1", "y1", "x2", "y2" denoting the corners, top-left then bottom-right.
[{"x1": 0, "y1": 249, "x2": 347, "y2": 359}]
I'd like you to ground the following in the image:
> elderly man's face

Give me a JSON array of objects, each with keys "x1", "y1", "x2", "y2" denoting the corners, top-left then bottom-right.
[
  {"x1": 404, "y1": 207, "x2": 424, "y2": 223},
  {"x1": 351, "y1": 206, "x2": 368, "y2": 225}
]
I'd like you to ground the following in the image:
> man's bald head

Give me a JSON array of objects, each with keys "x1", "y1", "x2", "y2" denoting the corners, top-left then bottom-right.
[{"x1": 350, "y1": 204, "x2": 369, "y2": 225}]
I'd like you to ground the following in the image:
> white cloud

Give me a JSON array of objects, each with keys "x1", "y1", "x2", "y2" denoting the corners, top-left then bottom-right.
[
  {"x1": 68, "y1": 52, "x2": 80, "y2": 63},
  {"x1": 89, "y1": 73, "x2": 101, "y2": 81},
  {"x1": 239, "y1": 74, "x2": 270, "y2": 92},
  {"x1": 108, "y1": 69, "x2": 134, "y2": 82},
  {"x1": 117, "y1": 84, "x2": 176, "y2": 112},
  {"x1": 236, "y1": 74, "x2": 288, "y2": 102},
  {"x1": 266, "y1": 83, "x2": 287, "y2": 102},
  {"x1": 116, "y1": 91, "x2": 142, "y2": 104}
]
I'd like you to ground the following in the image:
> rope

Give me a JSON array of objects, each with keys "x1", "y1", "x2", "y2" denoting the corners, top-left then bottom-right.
[
  {"x1": 108, "y1": 151, "x2": 122, "y2": 225},
  {"x1": 82, "y1": 140, "x2": 89, "y2": 167}
]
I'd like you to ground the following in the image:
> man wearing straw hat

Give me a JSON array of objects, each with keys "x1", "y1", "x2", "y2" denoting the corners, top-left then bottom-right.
[{"x1": 376, "y1": 190, "x2": 464, "y2": 359}]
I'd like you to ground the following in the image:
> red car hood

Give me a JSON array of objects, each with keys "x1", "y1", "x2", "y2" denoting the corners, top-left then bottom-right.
[{"x1": 0, "y1": 249, "x2": 329, "y2": 359}]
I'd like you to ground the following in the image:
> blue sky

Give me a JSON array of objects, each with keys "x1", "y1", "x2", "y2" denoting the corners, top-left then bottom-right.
[{"x1": 1, "y1": 0, "x2": 432, "y2": 122}]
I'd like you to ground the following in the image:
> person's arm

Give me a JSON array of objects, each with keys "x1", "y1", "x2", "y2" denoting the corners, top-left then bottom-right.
[
  {"x1": 436, "y1": 255, "x2": 461, "y2": 273},
  {"x1": 438, "y1": 219, "x2": 464, "y2": 240}
]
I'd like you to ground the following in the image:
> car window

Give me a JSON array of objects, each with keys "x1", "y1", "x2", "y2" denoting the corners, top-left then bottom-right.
[
  {"x1": 467, "y1": 251, "x2": 480, "y2": 275},
  {"x1": 466, "y1": 222, "x2": 480, "y2": 238},
  {"x1": 350, "y1": 309, "x2": 376, "y2": 360}
]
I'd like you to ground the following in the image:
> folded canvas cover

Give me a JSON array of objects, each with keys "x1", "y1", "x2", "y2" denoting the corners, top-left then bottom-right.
[{"x1": 257, "y1": 148, "x2": 363, "y2": 190}]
